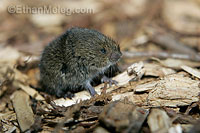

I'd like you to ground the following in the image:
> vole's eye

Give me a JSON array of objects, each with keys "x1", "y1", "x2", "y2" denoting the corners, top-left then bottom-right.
[{"x1": 100, "y1": 48, "x2": 106, "y2": 54}]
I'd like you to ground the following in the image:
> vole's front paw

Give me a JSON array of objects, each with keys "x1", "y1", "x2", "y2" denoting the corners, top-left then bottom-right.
[
  {"x1": 101, "y1": 76, "x2": 118, "y2": 87},
  {"x1": 85, "y1": 83, "x2": 97, "y2": 97}
]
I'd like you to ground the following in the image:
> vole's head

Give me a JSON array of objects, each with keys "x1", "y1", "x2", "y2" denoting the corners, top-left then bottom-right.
[{"x1": 66, "y1": 27, "x2": 122, "y2": 71}]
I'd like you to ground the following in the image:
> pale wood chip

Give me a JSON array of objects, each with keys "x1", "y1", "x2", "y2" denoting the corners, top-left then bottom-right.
[
  {"x1": 147, "y1": 108, "x2": 171, "y2": 133},
  {"x1": 148, "y1": 74, "x2": 200, "y2": 107},
  {"x1": 181, "y1": 65, "x2": 200, "y2": 79},
  {"x1": 11, "y1": 90, "x2": 35, "y2": 132},
  {"x1": 16, "y1": 82, "x2": 44, "y2": 101},
  {"x1": 157, "y1": 58, "x2": 200, "y2": 69},
  {"x1": 168, "y1": 124, "x2": 182, "y2": 133},
  {"x1": 144, "y1": 63, "x2": 176, "y2": 77},
  {"x1": 135, "y1": 81, "x2": 158, "y2": 92}
]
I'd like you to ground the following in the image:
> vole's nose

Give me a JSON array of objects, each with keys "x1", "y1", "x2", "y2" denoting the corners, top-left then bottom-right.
[{"x1": 110, "y1": 52, "x2": 122, "y2": 62}]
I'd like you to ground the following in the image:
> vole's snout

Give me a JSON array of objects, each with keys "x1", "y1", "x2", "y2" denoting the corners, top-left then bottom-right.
[{"x1": 110, "y1": 52, "x2": 122, "y2": 63}]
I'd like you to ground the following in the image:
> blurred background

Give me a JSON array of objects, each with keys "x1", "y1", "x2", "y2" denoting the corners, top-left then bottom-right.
[{"x1": 0, "y1": 0, "x2": 200, "y2": 68}]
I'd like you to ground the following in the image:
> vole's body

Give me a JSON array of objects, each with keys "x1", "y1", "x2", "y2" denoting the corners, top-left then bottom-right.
[{"x1": 40, "y1": 27, "x2": 122, "y2": 97}]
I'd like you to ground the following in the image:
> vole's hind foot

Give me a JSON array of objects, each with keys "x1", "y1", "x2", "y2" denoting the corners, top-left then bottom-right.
[
  {"x1": 101, "y1": 76, "x2": 118, "y2": 87},
  {"x1": 55, "y1": 89, "x2": 74, "y2": 99},
  {"x1": 63, "y1": 92, "x2": 75, "y2": 99}
]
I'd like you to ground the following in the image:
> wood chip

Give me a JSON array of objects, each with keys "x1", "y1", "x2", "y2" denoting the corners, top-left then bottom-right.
[
  {"x1": 181, "y1": 65, "x2": 200, "y2": 79},
  {"x1": 158, "y1": 58, "x2": 200, "y2": 69},
  {"x1": 144, "y1": 63, "x2": 176, "y2": 77},
  {"x1": 148, "y1": 74, "x2": 200, "y2": 107},
  {"x1": 11, "y1": 90, "x2": 35, "y2": 132},
  {"x1": 112, "y1": 92, "x2": 148, "y2": 106},
  {"x1": 16, "y1": 82, "x2": 44, "y2": 101},
  {"x1": 99, "y1": 101, "x2": 149, "y2": 132},
  {"x1": 135, "y1": 81, "x2": 158, "y2": 92},
  {"x1": 147, "y1": 108, "x2": 171, "y2": 133},
  {"x1": 168, "y1": 124, "x2": 182, "y2": 133}
]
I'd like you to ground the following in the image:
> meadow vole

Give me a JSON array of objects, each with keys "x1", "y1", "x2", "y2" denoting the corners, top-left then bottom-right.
[{"x1": 39, "y1": 27, "x2": 122, "y2": 98}]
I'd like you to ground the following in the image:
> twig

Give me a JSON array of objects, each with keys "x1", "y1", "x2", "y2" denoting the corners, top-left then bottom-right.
[{"x1": 123, "y1": 51, "x2": 200, "y2": 62}]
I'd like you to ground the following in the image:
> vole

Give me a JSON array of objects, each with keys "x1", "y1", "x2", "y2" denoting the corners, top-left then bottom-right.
[{"x1": 39, "y1": 27, "x2": 122, "y2": 98}]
